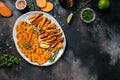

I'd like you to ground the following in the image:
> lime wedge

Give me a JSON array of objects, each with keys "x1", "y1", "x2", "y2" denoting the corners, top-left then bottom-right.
[
  {"x1": 67, "y1": 12, "x2": 73, "y2": 23},
  {"x1": 40, "y1": 43, "x2": 50, "y2": 49}
]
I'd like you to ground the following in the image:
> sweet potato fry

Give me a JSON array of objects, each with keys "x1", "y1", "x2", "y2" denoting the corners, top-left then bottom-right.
[
  {"x1": 42, "y1": 23, "x2": 56, "y2": 30},
  {"x1": 42, "y1": 17, "x2": 48, "y2": 27},
  {"x1": 29, "y1": 13, "x2": 42, "y2": 23},
  {"x1": 45, "y1": 28, "x2": 60, "y2": 34},
  {"x1": 44, "y1": 32, "x2": 62, "y2": 39},
  {"x1": 38, "y1": 16, "x2": 47, "y2": 28},
  {"x1": 32, "y1": 15, "x2": 43, "y2": 26},
  {"x1": 56, "y1": 42, "x2": 63, "y2": 48},
  {"x1": 51, "y1": 37, "x2": 64, "y2": 48},
  {"x1": 42, "y1": 19, "x2": 51, "y2": 30},
  {"x1": 42, "y1": 37, "x2": 56, "y2": 42},
  {"x1": 55, "y1": 32, "x2": 62, "y2": 37},
  {"x1": 51, "y1": 42, "x2": 63, "y2": 52},
  {"x1": 39, "y1": 32, "x2": 49, "y2": 38},
  {"x1": 28, "y1": 15, "x2": 36, "y2": 22}
]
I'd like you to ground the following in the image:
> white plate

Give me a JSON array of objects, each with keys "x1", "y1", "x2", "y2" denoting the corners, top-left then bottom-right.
[{"x1": 13, "y1": 11, "x2": 66, "y2": 66}]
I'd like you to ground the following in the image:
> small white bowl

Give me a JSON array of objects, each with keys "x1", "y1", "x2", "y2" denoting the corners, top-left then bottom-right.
[
  {"x1": 15, "y1": 0, "x2": 27, "y2": 10},
  {"x1": 80, "y1": 8, "x2": 95, "y2": 23}
]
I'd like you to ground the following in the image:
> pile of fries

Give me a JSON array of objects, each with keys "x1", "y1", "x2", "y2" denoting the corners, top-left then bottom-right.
[{"x1": 16, "y1": 13, "x2": 64, "y2": 64}]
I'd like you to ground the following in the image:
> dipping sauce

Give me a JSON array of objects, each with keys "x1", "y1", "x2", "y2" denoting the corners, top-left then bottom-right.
[{"x1": 15, "y1": 0, "x2": 27, "y2": 10}]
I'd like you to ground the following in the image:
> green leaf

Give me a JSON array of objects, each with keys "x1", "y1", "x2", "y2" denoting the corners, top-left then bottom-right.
[
  {"x1": 22, "y1": 42, "x2": 32, "y2": 50},
  {"x1": 49, "y1": 49, "x2": 59, "y2": 63},
  {"x1": 29, "y1": 0, "x2": 35, "y2": 11},
  {"x1": 7, "y1": 63, "x2": 13, "y2": 67},
  {"x1": 0, "y1": 53, "x2": 20, "y2": 68},
  {"x1": 13, "y1": 57, "x2": 19, "y2": 64},
  {"x1": 56, "y1": 0, "x2": 60, "y2": 5}
]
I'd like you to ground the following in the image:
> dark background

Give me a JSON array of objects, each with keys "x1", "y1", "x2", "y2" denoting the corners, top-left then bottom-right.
[{"x1": 0, "y1": 0, "x2": 120, "y2": 80}]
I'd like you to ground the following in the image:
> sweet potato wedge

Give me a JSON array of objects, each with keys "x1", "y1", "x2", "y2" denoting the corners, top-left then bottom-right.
[{"x1": 29, "y1": 13, "x2": 42, "y2": 23}]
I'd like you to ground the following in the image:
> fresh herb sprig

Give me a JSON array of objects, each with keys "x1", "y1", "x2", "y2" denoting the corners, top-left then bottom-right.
[
  {"x1": 0, "y1": 53, "x2": 19, "y2": 67},
  {"x1": 22, "y1": 42, "x2": 32, "y2": 50},
  {"x1": 56, "y1": 0, "x2": 60, "y2": 5},
  {"x1": 74, "y1": 0, "x2": 91, "y2": 14},
  {"x1": 29, "y1": 0, "x2": 35, "y2": 11},
  {"x1": 31, "y1": 25, "x2": 41, "y2": 33},
  {"x1": 49, "y1": 49, "x2": 59, "y2": 63}
]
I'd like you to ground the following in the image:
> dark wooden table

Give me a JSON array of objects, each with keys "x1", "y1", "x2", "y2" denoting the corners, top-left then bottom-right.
[{"x1": 0, "y1": 0, "x2": 120, "y2": 80}]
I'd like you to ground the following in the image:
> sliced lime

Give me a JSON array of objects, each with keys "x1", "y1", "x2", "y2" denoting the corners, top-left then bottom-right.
[
  {"x1": 40, "y1": 43, "x2": 50, "y2": 49},
  {"x1": 67, "y1": 12, "x2": 73, "y2": 23}
]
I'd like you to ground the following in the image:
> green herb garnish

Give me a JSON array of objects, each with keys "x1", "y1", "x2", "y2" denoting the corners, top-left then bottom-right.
[
  {"x1": 74, "y1": 0, "x2": 91, "y2": 14},
  {"x1": 49, "y1": 49, "x2": 59, "y2": 63},
  {"x1": 31, "y1": 25, "x2": 41, "y2": 33},
  {"x1": 29, "y1": 0, "x2": 35, "y2": 11},
  {"x1": 82, "y1": 10, "x2": 94, "y2": 21},
  {"x1": 56, "y1": 0, "x2": 60, "y2": 5},
  {"x1": 22, "y1": 42, "x2": 32, "y2": 50},
  {"x1": 0, "y1": 53, "x2": 19, "y2": 67}
]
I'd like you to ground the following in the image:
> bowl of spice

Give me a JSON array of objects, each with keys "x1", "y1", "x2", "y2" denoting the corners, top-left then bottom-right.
[
  {"x1": 80, "y1": 8, "x2": 95, "y2": 23},
  {"x1": 15, "y1": 0, "x2": 27, "y2": 10}
]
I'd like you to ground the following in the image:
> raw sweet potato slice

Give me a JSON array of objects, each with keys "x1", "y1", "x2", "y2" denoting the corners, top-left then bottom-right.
[
  {"x1": 41, "y1": 2, "x2": 54, "y2": 12},
  {"x1": 0, "y1": 2, "x2": 12, "y2": 17},
  {"x1": 36, "y1": 0, "x2": 47, "y2": 8}
]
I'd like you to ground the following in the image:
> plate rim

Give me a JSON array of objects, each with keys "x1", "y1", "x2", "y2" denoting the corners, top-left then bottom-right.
[{"x1": 13, "y1": 11, "x2": 66, "y2": 66}]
